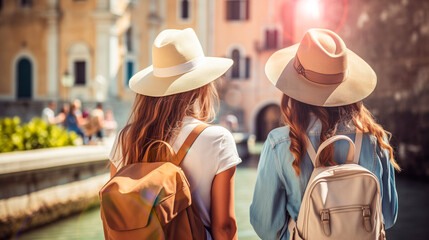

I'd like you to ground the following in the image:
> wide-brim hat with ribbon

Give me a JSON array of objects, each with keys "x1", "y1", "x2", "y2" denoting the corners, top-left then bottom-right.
[
  {"x1": 265, "y1": 28, "x2": 377, "y2": 107},
  {"x1": 129, "y1": 28, "x2": 233, "y2": 97}
]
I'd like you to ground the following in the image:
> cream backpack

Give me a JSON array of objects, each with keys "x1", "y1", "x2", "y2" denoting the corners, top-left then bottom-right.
[{"x1": 288, "y1": 131, "x2": 386, "y2": 240}]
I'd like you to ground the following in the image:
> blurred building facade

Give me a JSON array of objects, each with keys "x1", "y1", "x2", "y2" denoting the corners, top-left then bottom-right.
[
  {"x1": 213, "y1": 0, "x2": 295, "y2": 140},
  {"x1": 112, "y1": 0, "x2": 213, "y2": 101},
  {"x1": 0, "y1": 0, "x2": 211, "y2": 102},
  {"x1": 2, "y1": 0, "x2": 429, "y2": 176},
  {"x1": 0, "y1": 0, "x2": 292, "y2": 139},
  {"x1": 0, "y1": 0, "x2": 114, "y2": 102}
]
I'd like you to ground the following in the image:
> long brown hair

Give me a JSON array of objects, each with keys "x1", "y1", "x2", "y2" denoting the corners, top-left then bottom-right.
[
  {"x1": 281, "y1": 95, "x2": 400, "y2": 176},
  {"x1": 118, "y1": 82, "x2": 218, "y2": 166}
]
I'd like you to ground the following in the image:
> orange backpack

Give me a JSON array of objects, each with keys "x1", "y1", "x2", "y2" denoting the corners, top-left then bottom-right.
[{"x1": 99, "y1": 124, "x2": 208, "y2": 240}]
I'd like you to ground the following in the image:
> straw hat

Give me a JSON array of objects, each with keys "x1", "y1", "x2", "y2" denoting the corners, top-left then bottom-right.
[
  {"x1": 129, "y1": 28, "x2": 233, "y2": 96},
  {"x1": 265, "y1": 28, "x2": 377, "y2": 107}
]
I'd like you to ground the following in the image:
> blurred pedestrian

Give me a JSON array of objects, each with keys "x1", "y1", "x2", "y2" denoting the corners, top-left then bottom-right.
[
  {"x1": 103, "y1": 108, "x2": 117, "y2": 137},
  {"x1": 82, "y1": 108, "x2": 90, "y2": 119},
  {"x1": 41, "y1": 101, "x2": 56, "y2": 124},
  {"x1": 84, "y1": 103, "x2": 105, "y2": 144},
  {"x1": 72, "y1": 99, "x2": 83, "y2": 119},
  {"x1": 65, "y1": 101, "x2": 86, "y2": 144},
  {"x1": 56, "y1": 103, "x2": 70, "y2": 127}
]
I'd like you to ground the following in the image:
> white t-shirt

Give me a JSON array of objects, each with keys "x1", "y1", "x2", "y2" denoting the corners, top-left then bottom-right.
[
  {"x1": 109, "y1": 116, "x2": 242, "y2": 230},
  {"x1": 42, "y1": 107, "x2": 54, "y2": 123}
]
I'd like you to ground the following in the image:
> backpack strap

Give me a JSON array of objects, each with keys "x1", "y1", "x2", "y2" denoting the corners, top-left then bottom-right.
[
  {"x1": 353, "y1": 129, "x2": 363, "y2": 164},
  {"x1": 306, "y1": 128, "x2": 363, "y2": 166},
  {"x1": 305, "y1": 137, "x2": 317, "y2": 166},
  {"x1": 315, "y1": 135, "x2": 355, "y2": 167},
  {"x1": 171, "y1": 123, "x2": 209, "y2": 166},
  {"x1": 306, "y1": 135, "x2": 356, "y2": 168}
]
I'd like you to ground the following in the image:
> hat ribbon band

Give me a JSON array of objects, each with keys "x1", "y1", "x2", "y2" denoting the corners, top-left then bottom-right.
[
  {"x1": 293, "y1": 56, "x2": 346, "y2": 85},
  {"x1": 153, "y1": 56, "x2": 205, "y2": 78}
]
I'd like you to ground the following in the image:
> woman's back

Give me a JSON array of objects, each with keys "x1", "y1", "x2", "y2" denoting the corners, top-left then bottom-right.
[
  {"x1": 109, "y1": 116, "x2": 241, "y2": 230},
  {"x1": 169, "y1": 117, "x2": 241, "y2": 227},
  {"x1": 65, "y1": 113, "x2": 77, "y2": 130},
  {"x1": 250, "y1": 117, "x2": 398, "y2": 239}
]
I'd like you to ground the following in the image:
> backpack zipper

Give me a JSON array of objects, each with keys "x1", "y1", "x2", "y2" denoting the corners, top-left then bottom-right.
[{"x1": 328, "y1": 205, "x2": 367, "y2": 213}]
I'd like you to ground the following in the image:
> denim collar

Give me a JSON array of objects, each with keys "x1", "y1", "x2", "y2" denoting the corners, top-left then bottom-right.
[{"x1": 307, "y1": 114, "x2": 356, "y2": 136}]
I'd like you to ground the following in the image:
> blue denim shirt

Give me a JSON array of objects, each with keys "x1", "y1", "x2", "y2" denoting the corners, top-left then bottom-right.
[{"x1": 249, "y1": 118, "x2": 398, "y2": 240}]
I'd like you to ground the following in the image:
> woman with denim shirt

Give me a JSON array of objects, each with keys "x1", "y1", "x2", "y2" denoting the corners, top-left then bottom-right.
[{"x1": 250, "y1": 29, "x2": 399, "y2": 239}]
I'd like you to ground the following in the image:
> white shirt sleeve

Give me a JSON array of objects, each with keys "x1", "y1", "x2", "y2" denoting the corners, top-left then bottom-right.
[
  {"x1": 215, "y1": 127, "x2": 242, "y2": 174},
  {"x1": 42, "y1": 108, "x2": 54, "y2": 123},
  {"x1": 109, "y1": 133, "x2": 124, "y2": 170}
]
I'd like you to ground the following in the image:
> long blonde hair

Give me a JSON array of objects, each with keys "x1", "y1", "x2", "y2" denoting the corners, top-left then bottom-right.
[
  {"x1": 281, "y1": 95, "x2": 400, "y2": 176},
  {"x1": 118, "y1": 82, "x2": 218, "y2": 166}
]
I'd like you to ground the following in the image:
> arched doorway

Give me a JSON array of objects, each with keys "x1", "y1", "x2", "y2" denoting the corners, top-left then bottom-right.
[
  {"x1": 16, "y1": 57, "x2": 33, "y2": 99},
  {"x1": 256, "y1": 104, "x2": 282, "y2": 141}
]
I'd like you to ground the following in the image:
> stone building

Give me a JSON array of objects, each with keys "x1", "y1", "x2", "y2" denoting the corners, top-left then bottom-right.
[
  {"x1": 0, "y1": 0, "x2": 286, "y2": 140},
  {"x1": 0, "y1": 0, "x2": 212, "y2": 124},
  {"x1": 0, "y1": 0, "x2": 116, "y2": 102},
  {"x1": 1, "y1": 0, "x2": 428, "y2": 176},
  {"x1": 213, "y1": 0, "x2": 327, "y2": 140},
  {"x1": 0, "y1": 0, "x2": 211, "y2": 101},
  {"x1": 3, "y1": 0, "x2": 428, "y2": 174},
  {"x1": 113, "y1": 0, "x2": 212, "y2": 101}
]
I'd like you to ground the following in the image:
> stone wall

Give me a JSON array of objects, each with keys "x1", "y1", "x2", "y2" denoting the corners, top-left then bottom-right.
[
  {"x1": 0, "y1": 146, "x2": 110, "y2": 239},
  {"x1": 331, "y1": 0, "x2": 429, "y2": 178}
]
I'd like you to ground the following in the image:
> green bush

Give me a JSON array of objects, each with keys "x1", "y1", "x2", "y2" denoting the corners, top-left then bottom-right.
[{"x1": 0, "y1": 117, "x2": 78, "y2": 153}]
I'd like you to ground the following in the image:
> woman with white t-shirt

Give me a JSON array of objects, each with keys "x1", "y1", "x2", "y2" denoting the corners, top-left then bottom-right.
[{"x1": 109, "y1": 28, "x2": 241, "y2": 240}]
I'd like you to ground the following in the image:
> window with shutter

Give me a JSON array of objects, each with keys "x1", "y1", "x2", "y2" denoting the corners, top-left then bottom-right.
[
  {"x1": 74, "y1": 61, "x2": 86, "y2": 85},
  {"x1": 226, "y1": 0, "x2": 249, "y2": 21},
  {"x1": 265, "y1": 29, "x2": 278, "y2": 49},
  {"x1": 245, "y1": 57, "x2": 251, "y2": 78},
  {"x1": 126, "y1": 28, "x2": 133, "y2": 53},
  {"x1": 181, "y1": 0, "x2": 190, "y2": 19}
]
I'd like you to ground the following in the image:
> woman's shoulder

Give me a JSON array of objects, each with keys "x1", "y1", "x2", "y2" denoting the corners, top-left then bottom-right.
[
  {"x1": 178, "y1": 120, "x2": 236, "y2": 147},
  {"x1": 266, "y1": 126, "x2": 291, "y2": 148},
  {"x1": 202, "y1": 125, "x2": 235, "y2": 142},
  {"x1": 180, "y1": 117, "x2": 231, "y2": 138}
]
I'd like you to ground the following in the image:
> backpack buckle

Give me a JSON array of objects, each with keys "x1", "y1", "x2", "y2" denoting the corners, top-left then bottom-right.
[
  {"x1": 362, "y1": 205, "x2": 372, "y2": 232},
  {"x1": 362, "y1": 205, "x2": 371, "y2": 218},
  {"x1": 320, "y1": 209, "x2": 331, "y2": 236},
  {"x1": 320, "y1": 209, "x2": 330, "y2": 222}
]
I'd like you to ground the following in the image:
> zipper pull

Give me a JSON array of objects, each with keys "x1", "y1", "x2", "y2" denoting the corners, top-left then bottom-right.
[{"x1": 320, "y1": 209, "x2": 331, "y2": 236}]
